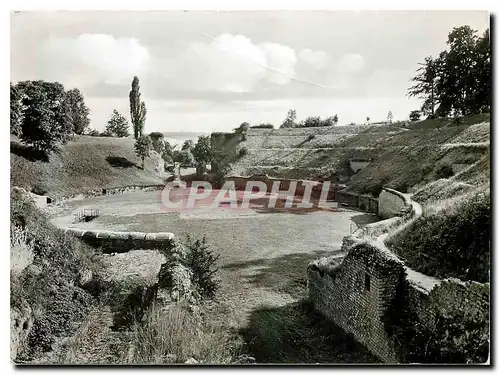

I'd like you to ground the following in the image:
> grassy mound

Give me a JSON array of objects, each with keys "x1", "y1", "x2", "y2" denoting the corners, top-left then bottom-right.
[
  {"x1": 11, "y1": 135, "x2": 163, "y2": 197},
  {"x1": 386, "y1": 190, "x2": 490, "y2": 282}
]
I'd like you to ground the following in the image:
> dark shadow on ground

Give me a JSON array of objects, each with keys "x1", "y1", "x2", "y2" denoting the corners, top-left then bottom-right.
[
  {"x1": 106, "y1": 156, "x2": 137, "y2": 169},
  {"x1": 349, "y1": 212, "x2": 379, "y2": 227},
  {"x1": 11, "y1": 140, "x2": 49, "y2": 162},
  {"x1": 222, "y1": 250, "x2": 336, "y2": 298},
  {"x1": 240, "y1": 300, "x2": 379, "y2": 364}
]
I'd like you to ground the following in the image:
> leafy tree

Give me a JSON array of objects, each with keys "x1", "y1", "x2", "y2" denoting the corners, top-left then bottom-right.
[
  {"x1": 408, "y1": 25, "x2": 490, "y2": 118},
  {"x1": 280, "y1": 109, "x2": 296, "y2": 128},
  {"x1": 366, "y1": 116, "x2": 370, "y2": 123},
  {"x1": 250, "y1": 123, "x2": 274, "y2": 129},
  {"x1": 129, "y1": 76, "x2": 147, "y2": 139},
  {"x1": 408, "y1": 56, "x2": 438, "y2": 118},
  {"x1": 192, "y1": 135, "x2": 212, "y2": 176},
  {"x1": 65, "y1": 88, "x2": 90, "y2": 134},
  {"x1": 134, "y1": 135, "x2": 151, "y2": 169},
  {"x1": 181, "y1": 139, "x2": 194, "y2": 151},
  {"x1": 104, "y1": 110, "x2": 130, "y2": 137},
  {"x1": 387, "y1": 111, "x2": 393, "y2": 123},
  {"x1": 172, "y1": 149, "x2": 194, "y2": 168},
  {"x1": 302, "y1": 116, "x2": 321, "y2": 127},
  {"x1": 149, "y1": 132, "x2": 165, "y2": 154},
  {"x1": 87, "y1": 128, "x2": 100, "y2": 137},
  {"x1": 16, "y1": 80, "x2": 72, "y2": 153},
  {"x1": 10, "y1": 82, "x2": 23, "y2": 136},
  {"x1": 333, "y1": 114, "x2": 339, "y2": 125},
  {"x1": 409, "y1": 110, "x2": 421, "y2": 122}
]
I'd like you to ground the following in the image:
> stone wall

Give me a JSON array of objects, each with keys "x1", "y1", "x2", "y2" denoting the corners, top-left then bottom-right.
[
  {"x1": 308, "y1": 243, "x2": 404, "y2": 362},
  {"x1": 225, "y1": 175, "x2": 340, "y2": 201},
  {"x1": 336, "y1": 190, "x2": 378, "y2": 213},
  {"x1": 309, "y1": 187, "x2": 489, "y2": 363},
  {"x1": 53, "y1": 184, "x2": 166, "y2": 204},
  {"x1": 377, "y1": 188, "x2": 410, "y2": 219},
  {"x1": 64, "y1": 228, "x2": 175, "y2": 253}
]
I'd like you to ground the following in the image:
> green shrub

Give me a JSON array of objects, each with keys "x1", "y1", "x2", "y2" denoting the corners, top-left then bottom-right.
[
  {"x1": 435, "y1": 164, "x2": 454, "y2": 179},
  {"x1": 184, "y1": 236, "x2": 220, "y2": 300},
  {"x1": 386, "y1": 192, "x2": 490, "y2": 282}
]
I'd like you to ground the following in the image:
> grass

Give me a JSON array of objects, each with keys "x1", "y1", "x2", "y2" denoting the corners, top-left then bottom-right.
[
  {"x1": 10, "y1": 188, "x2": 100, "y2": 362},
  {"x1": 241, "y1": 300, "x2": 378, "y2": 363},
  {"x1": 11, "y1": 135, "x2": 163, "y2": 197},
  {"x1": 232, "y1": 114, "x2": 490, "y2": 195},
  {"x1": 128, "y1": 302, "x2": 237, "y2": 364},
  {"x1": 386, "y1": 188, "x2": 490, "y2": 282}
]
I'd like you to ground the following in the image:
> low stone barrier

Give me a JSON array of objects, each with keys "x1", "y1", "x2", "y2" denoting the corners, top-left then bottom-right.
[
  {"x1": 53, "y1": 184, "x2": 166, "y2": 204},
  {"x1": 64, "y1": 228, "x2": 175, "y2": 253}
]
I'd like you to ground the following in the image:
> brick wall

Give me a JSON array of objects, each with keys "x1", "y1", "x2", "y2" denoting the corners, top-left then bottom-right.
[{"x1": 308, "y1": 243, "x2": 404, "y2": 362}]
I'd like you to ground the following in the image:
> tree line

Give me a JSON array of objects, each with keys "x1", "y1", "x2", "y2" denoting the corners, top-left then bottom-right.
[
  {"x1": 10, "y1": 76, "x2": 212, "y2": 175},
  {"x1": 408, "y1": 25, "x2": 490, "y2": 119}
]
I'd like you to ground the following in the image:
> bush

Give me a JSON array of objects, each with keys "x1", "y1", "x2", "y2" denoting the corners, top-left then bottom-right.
[
  {"x1": 435, "y1": 164, "x2": 454, "y2": 179},
  {"x1": 409, "y1": 110, "x2": 422, "y2": 122},
  {"x1": 184, "y1": 236, "x2": 220, "y2": 300},
  {"x1": 238, "y1": 147, "x2": 248, "y2": 158},
  {"x1": 386, "y1": 191, "x2": 490, "y2": 282},
  {"x1": 250, "y1": 123, "x2": 274, "y2": 129}
]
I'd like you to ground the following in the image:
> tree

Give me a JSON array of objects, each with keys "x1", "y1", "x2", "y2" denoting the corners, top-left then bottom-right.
[
  {"x1": 302, "y1": 116, "x2": 321, "y2": 127},
  {"x1": 236, "y1": 122, "x2": 250, "y2": 133},
  {"x1": 105, "y1": 110, "x2": 130, "y2": 137},
  {"x1": 366, "y1": 116, "x2": 370, "y2": 123},
  {"x1": 10, "y1": 82, "x2": 23, "y2": 136},
  {"x1": 192, "y1": 135, "x2": 212, "y2": 176},
  {"x1": 409, "y1": 110, "x2": 421, "y2": 122},
  {"x1": 65, "y1": 88, "x2": 90, "y2": 134},
  {"x1": 16, "y1": 80, "x2": 73, "y2": 154},
  {"x1": 129, "y1": 76, "x2": 147, "y2": 139},
  {"x1": 181, "y1": 139, "x2": 194, "y2": 151},
  {"x1": 172, "y1": 149, "x2": 194, "y2": 167},
  {"x1": 408, "y1": 25, "x2": 491, "y2": 118},
  {"x1": 333, "y1": 114, "x2": 339, "y2": 125},
  {"x1": 134, "y1": 135, "x2": 151, "y2": 169},
  {"x1": 280, "y1": 109, "x2": 297, "y2": 128},
  {"x1": 149, "y1": 132, "x2": 165, "y2": 154},
  {"x1": 408, "y1": 56, "x2": 438, "y2": 118},
  {"x1": 387, "y1": 111, "x2": 393, "y2": 123}
]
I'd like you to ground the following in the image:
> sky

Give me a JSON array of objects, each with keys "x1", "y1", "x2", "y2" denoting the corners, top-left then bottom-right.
[{"x1": 10, "y1": 10, "x2": 489, "y2": 133}]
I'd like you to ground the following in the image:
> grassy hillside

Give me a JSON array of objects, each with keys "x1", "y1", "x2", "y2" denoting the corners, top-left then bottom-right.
[
  {"x1": 230, "y1": 114, "x2": 490, "y2": 195},
  {"x1": 11, "y1": 136, "x2": 163, "y2": 197}
]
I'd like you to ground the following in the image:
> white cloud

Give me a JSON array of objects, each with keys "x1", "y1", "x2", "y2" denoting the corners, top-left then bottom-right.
[
  {"x1": 337, "y1": 53, "x2": 365, "y2": 74},
  {"x1": 164, "y1": 34, "x2": 298, "y2": 93},
  {"x1": 40, "y1": 34, "x2": 150, "y2": 86},
  {"x1": 299, "y1": 48, "x2": 330, "y2": 71}
]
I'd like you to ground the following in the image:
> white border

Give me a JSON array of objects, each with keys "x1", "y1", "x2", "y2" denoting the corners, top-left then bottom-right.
[{"x1": 2, "y1": 1, "x2": 498, "y2": 374}]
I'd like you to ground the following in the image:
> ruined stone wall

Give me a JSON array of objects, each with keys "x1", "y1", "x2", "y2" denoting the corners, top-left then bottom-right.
[
  {"x1": 378, "y1": 188, "x2": 410, "y2": 219},
  {"x1": 336, "y1": 190, "x2": 378, "y2": 213},
  {"x1": 53, "y1": 184, "x2": 166, "y2": 204},
  {"x1": 64, "y1": 228, "x2": 175, "y2": 253},
  {"x1": 308, "y1": 243, "x2": 404, "y2": 362}
]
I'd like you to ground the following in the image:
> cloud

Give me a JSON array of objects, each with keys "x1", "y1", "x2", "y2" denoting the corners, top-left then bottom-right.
[
  {"x1": 40, "y1": 34, "x2": 150, "y2": 86},
  {"x1": 299, "y1": 48, "x2": 330, "y2": 70},
  {"x1": 162, "y1": 34, "x2": 298, "y2": 93},
  {"x1": 337, "y1": 53, "x2": 365, "y2": 74}
]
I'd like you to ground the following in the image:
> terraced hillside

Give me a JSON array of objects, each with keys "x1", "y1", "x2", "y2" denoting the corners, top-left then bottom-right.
[{"x1": 229, "y1": 114, "x2": 490, "y2": 195}]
